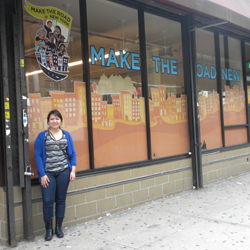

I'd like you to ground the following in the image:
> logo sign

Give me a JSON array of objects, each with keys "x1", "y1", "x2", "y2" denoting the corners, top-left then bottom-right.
[{"x1": 24, "y1": 0, "x2": 73, "y2": 81}]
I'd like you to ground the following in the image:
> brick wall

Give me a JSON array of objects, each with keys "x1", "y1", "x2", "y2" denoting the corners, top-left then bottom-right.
[
  {"x1": 30, "y1": 159, "x2": 192, "y2": 237},
  {"x1": 0, "y1": 188, "x2": 7, "y2": 243},
  {"x1": 203, "y1": 148, "x2": 250, "y2": 184}
]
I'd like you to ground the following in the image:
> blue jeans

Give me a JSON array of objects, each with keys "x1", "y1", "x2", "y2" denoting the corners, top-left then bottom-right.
[{"x1": 41, "y1": 168, "x2": 70, "y2": 221}]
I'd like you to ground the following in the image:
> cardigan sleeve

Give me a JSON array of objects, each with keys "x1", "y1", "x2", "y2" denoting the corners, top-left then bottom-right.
[
  {"x1": 34, "y1": 134, "x2": 46, "y2": 178},
  {"x1": 65, "y1": 131, "x2": 77, "y2": 166}
]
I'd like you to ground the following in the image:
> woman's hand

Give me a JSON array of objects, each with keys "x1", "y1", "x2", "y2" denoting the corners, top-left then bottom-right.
[
  {"x1": 70, "y1": 171, "x2": 76, "y2": 182},
  {"x1": 70, "y1": 166, "x2": 76, "y2": 182},
  {"x1": 41, "y1": 175, "x2": 50, "y2": 188}
]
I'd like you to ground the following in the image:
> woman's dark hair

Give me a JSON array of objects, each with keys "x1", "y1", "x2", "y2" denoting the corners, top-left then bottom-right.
[
  {"x1": 47, "y1": 109, "x2": 63, "y2": 123},
  {"x1": 59, "y1": 43, "x2": 65, "y2": 49},
  {"x1": 55, "y1": 25, "x2": 61, "y2": 34}
]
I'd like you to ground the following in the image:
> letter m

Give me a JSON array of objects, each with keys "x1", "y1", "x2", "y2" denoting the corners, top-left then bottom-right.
[{"x1": 90, "y1": 46, "x2": 105, "y2": 66}]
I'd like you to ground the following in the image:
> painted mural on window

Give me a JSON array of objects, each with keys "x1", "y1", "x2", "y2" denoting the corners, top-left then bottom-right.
[
  {"x1": 149, "y1": 87, "x2": 189, "y2": 157},
  {"x1": 24, "y1": 1, "x2": 72, "y2": 81},
  {"x1": 198, "y1": 90, "x2": 221, "y2": 149},
  {"x1": 221, "y1": 36, "x2": 247, "y2": 146},
  {"x1": 145, "y1": 12, "x2": 190, "y2": 158},
  {"x1": 87, "y1": 0, "x2": 148, "y2": 168},
  {"x1": 89, "y1": 74, "x2": 147, "y2": 167},
  {"x1": 198, "y1": 85, "x2": 246, "y2": 148},
  {"x1": 196, "y1": 30, "x2": 222, "y2": 150},
  {"x1": 225, "y1": 127, "x2": 248, "y2": 146},
  {"x1": 223, "y1": 85, "x2": 246, "y2": 125}
]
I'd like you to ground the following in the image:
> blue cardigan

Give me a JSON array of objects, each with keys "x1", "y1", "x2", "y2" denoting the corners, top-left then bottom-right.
[{"x1": 34, "y1": 130, "x2": 76, "y2": 182}]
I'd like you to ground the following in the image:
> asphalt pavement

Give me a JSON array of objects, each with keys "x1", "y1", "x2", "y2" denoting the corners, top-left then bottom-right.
[{"x1": 2, "y1": 171, "x2": 250, "y2": 250}]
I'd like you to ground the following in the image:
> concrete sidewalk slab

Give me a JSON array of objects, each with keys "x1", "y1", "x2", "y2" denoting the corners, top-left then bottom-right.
[{"x1": 2, "y1": 172, "x2": 250, "y2": 250}]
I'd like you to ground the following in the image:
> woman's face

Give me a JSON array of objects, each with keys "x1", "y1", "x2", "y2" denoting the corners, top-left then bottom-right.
[
  {"x1": 48, "y1": 114, "x2": 62, "y2": 130},
  {"x1": 56, "y1": 27, "x2": 60, "y2": 34},
  {"x1": 40, "y1": 32, "x2": 46, "y2": 39}
]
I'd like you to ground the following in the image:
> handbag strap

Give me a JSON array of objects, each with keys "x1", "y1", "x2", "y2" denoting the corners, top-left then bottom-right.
[{"x1": 48, "y1": 130, "x2": 69, "y2": 162}]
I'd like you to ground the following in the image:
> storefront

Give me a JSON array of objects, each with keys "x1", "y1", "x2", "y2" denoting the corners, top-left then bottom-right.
[{"x1": 1, "y1": 0, "x2": 250, "y2": 245}]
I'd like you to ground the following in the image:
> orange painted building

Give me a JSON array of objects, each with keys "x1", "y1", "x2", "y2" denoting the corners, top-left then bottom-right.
[
  {"x1": 112, "y1": 94, "x2": 122, "y2": 119},
  {"x1": 120, "y1": 90, "x2": 132, "y2": 121},
  {"x1": 181, "y1": 95, "x2": 188, "y2": 120},
  {"x1": 28, "y1": 93, "x2": 43, "y2": 130},
  {"x1": 132, "y1": 98, "x2": 141, "y2": 122},
  {"x1": 91, "y1": 93, "x2": 102, "y2": 124},
  {"x1": 75, "y1": 82, "x2": 87, "y2": 124},
  {"x1": 27, "y1": 82, "x2": 87, "y2": 131},
  {"x1": 151, "y1": 87, "x2": 160, "y2": 116}
]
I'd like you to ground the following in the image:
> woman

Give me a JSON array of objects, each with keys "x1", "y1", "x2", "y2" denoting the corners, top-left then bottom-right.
[
  {"x1": 35, "y1": 28, "x2": 48, "y2": 52},
  {"x1": 57, "y1": 43, "x2": 66, "y2": 57},
  {"x1": 54, "y1": 25, "x2": 62, "y2": 48},
  {"x1": 34, "y1": 110, "x2": 76, "y2": 241}
]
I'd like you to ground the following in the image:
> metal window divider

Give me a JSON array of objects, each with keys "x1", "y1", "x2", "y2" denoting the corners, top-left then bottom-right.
[
  {"x1": 0, "y1": 0, "x2": 17, "y2": 246},
  {"x1": 13, "y1": 0, "x2": 34, "y2": 241}
]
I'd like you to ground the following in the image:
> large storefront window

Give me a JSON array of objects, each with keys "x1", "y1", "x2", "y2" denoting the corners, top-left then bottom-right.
[
  {"x1": 144, "y1": 13, "x2": 190, "y2": 158},
  {"x1": 196, "y1": 30, "x2": 222, "y2": 150},
  {"x1": 23, "y1": 0, "x2": 90, "y2": 176},
  {"x1": 87, "y1": 0, "x2": 147, "y2": 167},
  {"x1": 220, "y1": 35, "x2": 247, "y2": 146}
]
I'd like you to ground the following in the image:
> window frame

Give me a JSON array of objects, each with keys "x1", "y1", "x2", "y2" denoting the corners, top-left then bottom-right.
[
  {"x1": 199, "y1": 27, "x2": 250, "y2": 153},
  {"x1": 65, "y1": 0, "x2": 193, "y2": 179}
]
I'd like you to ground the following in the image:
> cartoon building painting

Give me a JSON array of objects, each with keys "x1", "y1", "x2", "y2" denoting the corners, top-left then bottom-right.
[
  {"x1": 224, "y1": 85, "x2": 245, "y2": 112},
  {"x1": 199, "y1": 86, "x2": 245, "y2": 123},
  {"x1": 27, "y1": 77, "x2": 189, "y2": 136},
  {"x1": 120, "y1": 91, "x2": 133, "y2": 121},
  {"x1": 132, "y1": 98, "x2": 141, "y2": 122},
  {"x1": 28, "y1": 82, "x2": 87, "y2": 132},
  {"x1": 112, "y1": 94, "x2": 121, "y2": 119},
  {"x1": 91, "y1": 92, "x2": 102, "y2": 124}
]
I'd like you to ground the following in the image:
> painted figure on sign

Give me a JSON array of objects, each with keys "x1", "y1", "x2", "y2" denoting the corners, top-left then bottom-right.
[
  {"x1": 26, "y1": 1, "x2": 72, "y2": 81},
  {"x1": 47, "y1": 33, "x2": 56, "y2": 53},
  {"x1": 43, "y1": 16, "x2": 52, "y2": 39},
  {"x1": 35, "y1": 28, "x2": 48, "y2": 52},
  {"x1": 57, "y1": 43, "x2": 67, "y2": 57},
  {"x1": 54, "y1": 25, "x2": 62, "y2": 47}
]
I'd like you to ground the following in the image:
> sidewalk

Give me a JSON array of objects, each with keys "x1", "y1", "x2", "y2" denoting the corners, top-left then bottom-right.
[{"x1": 2, "y1": 171, "x2": 250, "y2": 250}]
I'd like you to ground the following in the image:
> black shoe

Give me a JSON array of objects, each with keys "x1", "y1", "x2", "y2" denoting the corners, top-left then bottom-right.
[
  {"x1": 45, "y1": 220, "x2": 53, "y2": 241},
  {"x1": 55, "y1": 217, "x2": 64, "y2": 238}
]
